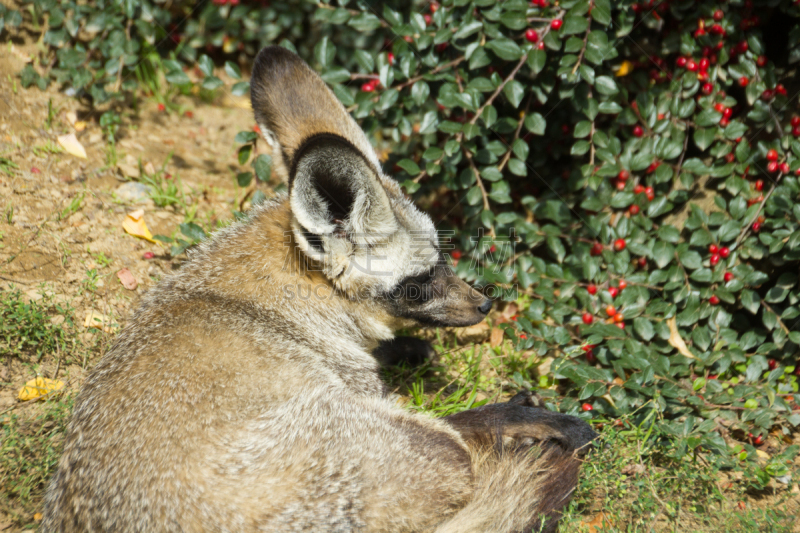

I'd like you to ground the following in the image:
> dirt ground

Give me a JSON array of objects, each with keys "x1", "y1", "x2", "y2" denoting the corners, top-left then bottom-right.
[{"x1": 2, "y1": 36, "x2": 800, "y2": 532}]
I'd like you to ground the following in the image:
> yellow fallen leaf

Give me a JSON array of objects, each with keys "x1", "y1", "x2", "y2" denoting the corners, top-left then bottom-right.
[
  {"x1": 18, "y1": 377, "x2": 65, "y2": 401},
  {"x1": 84, "y1": 310, "x2": 117, "y2": 333},
  {"x1": 57, "y1": 133, "x2": 87, "y2": 159},
  {"x1": 122, "y1": 209, "x2": 156, "y2": 243},
  {"x1": 74, "y1": 121, "x2": 87, "y2": 132},
  {"x1": 33, "y1": 513, "x2": 43, "y2": 521},
  {"x1": 614, "y1": 60, "x2": 633, "y2": 77},
  {"x1": 667, "y1": 317, "x2": 695, "y2": 359}
]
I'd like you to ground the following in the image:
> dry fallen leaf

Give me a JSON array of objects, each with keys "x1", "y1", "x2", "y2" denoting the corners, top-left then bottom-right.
[
  {"x1": 74, "y1": 121, "x2": 87, "y2": 132},
  {"x1": 57, "y1": 133, "x2": 87, "y2": 159},
  {"x1": 621, "y1": 463, "x2": 646, "y2": 476},
  {"x1": 614, "y1": 60, "x2": 633, "y2": 77},
  {"x1": 490, "y1": 327, "x2": 504, "y2": 348},
  {"x1": 584, "y1": 512, "x2": 613, "y2": 533},
  {"x1": 18, "y1": 377, "x2": 65, "y2": 401},
  {"x1": 33, "y1": 513, "x2": 43, "y2": 521},
  {"x1": 667, "y1": 317, "x2": 695, "y2": 359},
  {"x1": 84, "y1": 310, "x2": 117, "y2": 333},
  {"x1": 65, "y1": 111, "x2": 78, "y2": 126},
  {"x1": 116, "y1": 268, "x2": 138, "y2": 290},
  {"x1": 122, "y1": 209, "x2": 156, "y2": 243}
]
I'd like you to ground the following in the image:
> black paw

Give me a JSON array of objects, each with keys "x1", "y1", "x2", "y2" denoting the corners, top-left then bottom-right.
[
  {"x1": 373, "y1": 337, "x2": 435, "y2": 367},
  {"x1": 507, "y1": 390, "x2": 546, "y2": 409}
]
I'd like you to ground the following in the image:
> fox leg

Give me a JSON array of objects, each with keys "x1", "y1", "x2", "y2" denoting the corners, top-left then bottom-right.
[{"x1": 434, "y1": 394, "x2": 597, "y2": 533}]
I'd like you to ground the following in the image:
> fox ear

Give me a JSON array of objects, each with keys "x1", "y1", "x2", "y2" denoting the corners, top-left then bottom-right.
[
  {"x1": 250, "y1": 45, "x2": 381, "y2": 176},
  {"x1": 290, "y1": 135, "x2": 397, "y2": 269}
]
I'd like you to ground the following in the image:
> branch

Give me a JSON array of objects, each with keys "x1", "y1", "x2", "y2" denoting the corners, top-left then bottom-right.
[{"x1": 732, "y1": 171, "x2": 783, "y2": 251}]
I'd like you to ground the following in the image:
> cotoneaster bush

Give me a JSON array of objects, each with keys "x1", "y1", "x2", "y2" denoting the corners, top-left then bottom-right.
[{"x1": 5, "y1": 0, "x2": 800, "y2": 475}]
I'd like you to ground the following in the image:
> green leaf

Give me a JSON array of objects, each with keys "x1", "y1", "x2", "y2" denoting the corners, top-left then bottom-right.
[
  {"x1": 198, "y1": 55, "x2": 214, "y2": 77},
  {"x1": 595, "y1": 76, "x2": 619, "y2": 95},
  {"x1": 314, "y1": 37, "x2": 336, "y2": 68},
  {"x1": 527, "y1": 48, "x2": 547, "y2": 75},
  {"x1": 396, "y1": 158, "x2": 421, "y2": 175},
  {"x1": 634, "y1": 317, "x2": 654, "y2": 341},
  {"x1": 562, "y1": 15, "x2": 589, "y2": 35},
  {"x1": 254, "y1": 155, "x2": 272, "y2": 182},
  {"x1": 693, "y1": 128, "x2": 715, "y2": 151},
  {"x1": 180, "y1": 222, "x2": 207, "y2": 242},
  {"x1": 485, "y1": 38, "x2": 522, "y2": 61},
  {"x1": 679, "y1": 250, "x2": 702, "y2": 270},
  {"x1": 236, "y1": 171, "x2": 253, "y2": 187},
  {"x1": 503, "y1": 80, "x2": 525, "y2": 108},
  {"x1": 741, "y1": 290, "x2": 760, "y2": 314},
  {"x1": 237, "y1": 145, "x2": 252, "y2": 165},
  {"x1": 524, "y1": 112, "x2": 546, "y2": 135},
  {"x1": 224, "y1": 61, "x2": 241, "y2": 80}
]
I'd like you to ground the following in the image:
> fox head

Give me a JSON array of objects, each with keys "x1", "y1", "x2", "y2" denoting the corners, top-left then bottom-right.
[{"x1": 250, "y1": 46, "x2": 491, "y2": 328}]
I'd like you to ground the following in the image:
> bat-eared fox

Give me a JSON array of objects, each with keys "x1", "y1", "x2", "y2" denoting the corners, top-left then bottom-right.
[{"x1": 42, "y1": 46, "x2": 596, "y2": 533}]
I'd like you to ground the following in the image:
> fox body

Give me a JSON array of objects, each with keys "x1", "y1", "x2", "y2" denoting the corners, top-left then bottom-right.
[{"x1": 42, "y1": 46, "x2": 595, "y2": 533}]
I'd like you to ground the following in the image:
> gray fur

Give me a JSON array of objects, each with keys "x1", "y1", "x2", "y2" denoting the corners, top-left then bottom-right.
[{"x1": 41, "y1": 46, "x2": 594, "y2": 533}]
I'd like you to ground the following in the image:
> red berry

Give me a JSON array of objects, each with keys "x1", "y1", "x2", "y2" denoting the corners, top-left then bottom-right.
[
  {"x1": 767, "y1": 161, "x2": 778, "y2": 173},
  {"x1": 634, "y1": 184, "x2": 645, "y2": 195},
  {"x1": 762, "y1": 89, "x2": 774, "y2": 101},
  {"x1": 725, "y1": 153, "x2": 735, "y2": 163},
  {"x1": 618, "y1": 170, "x2": 630, "y2": 181},
  {"x1": 253, "y1": 124, "x2": 261, "y2": 133},
  {"x1": 525, "y1": 28, "x2": 539, "y2": 42},
  {"x1": 387, "y1": 52, "x2": 395, "y2": 64},
  {"x1": 618, "y1": 280, "x2": 628, "y2": 290},
  {"x1": 719, "y1": 117, "x2": 730, "y2": 127},
  {"x1": 756, "y1": 55, "x2": 767, "y2": 67},
  {"x1": 752, "y1": 221, "x2": 761, "y2": 232},
  {"x1": 143, "y1": 251, "x2": 155, "y2": 259},
  {"x1": 738, "y1": 77, "x2": 749, "y2": 87},
  {"x1": 582, "y1": 312, "x2": 594, "y2": 325},
  {"x1": 700, "y1": 82, "x2": 712, "y2": 95},
  {"x1": 582, "y1": 403, "x2": 593, "y2": 411},
  {"x1": 699, "y1": 58, "x2": 710, "y2": 72},
  {"x1": 616, "y1": 322, "x2": 626, "y2": 329},
  {"x1": 768, "y1": 359, "x2": 778, "y2": 370},
  {"x1": 629, "y1": 204, "x2": 640, "y2": 215},
  {"x1": 792, "y1": 126, "x2": 800, "y2": 137},
  {"x1": 585, "y1": 350, "x2": 596, "y2": 363},
  {"x1": 724, "y1": 272, "x2": 734, "y2": 282},
  {"x1": 736, "y1": 40, "x2": 748, "y2": 54},
  {"x1": 780, "y1": 162, "x2": 790, "y2": 173},
  {"x1": 591, "y1": 242, "x2": 604, "y2": 256},
  {"x1": 709, "y1": 244, "x2": 719, "y2": 254},
  {"x1": 184, "y1": 110, "x2": 193, "y2": 118},
  {"x1": 638, "y1": 256, "x2": 647, "y2": 268},
  {"x1": 429, "y1": 1, "x2": 439, "y2": 12},
  {"x1": 615, "y1": 180, "x2": 626, "y2": 191},
  {"x1": 792, "y1": 117, "x2": 800, "y2": 128},
  {"x1": 686, "y1": 60, "x2": 698, "y2": 72},
  {"x1": 645, "y1": 186, "x2": 655, "y2": 201},
  {"x1": 755, "y1": 179, "x2": 764, "y2": 191},
  {"x1": 613, "y1": 312, "x2": 625, "y2": 323},
  {"x1": 614, "y1": 238, "x2": 626, "y2": 252},
  {"x1": 676, "y1": 57, "x2": 687, "y2": 68},
  {"x1": 709, "y1": 295, "x2": 720, "y2": 305},
  {"x1": 608, "y1": 287, "x2": 619, "y2": 299},
  {"x1": 587, "y1": 284, "x2": 598, "y2": 295},
  {"x1": 714, "y1": 103, "x2": 726, "y2": 113},
  {"x1": 551, "y1": 19, "x2": 562, "y2": 30},
  {"x1": 157, "y1": 103, "x2": 166, "y2": 112},
  {"x1": 361, "y1": 82, "x2": 375, "y2": 92},
  {"x1": 723, "y1": 107, "x2": 733, "y2": 119},
  {"x1": 719, "y1": 247, "x2": 730, "y2": 258},
  {"x1": 713, "y1": 9, "x2": 724, "y2": 21},
  {"x1": 753, "y1": 435, "x2": 763, "y2": 445},
  {"x1": 776, "y1": 84, "x2": 787, "y2": 96},
  {"x1": 710, "y1": 253, "x2": 720, "y2": 266},
  {"x1": 423, "y1": 14, "x2": 432, "y2": 25},
  {"x1": 451, "y1": 249, "x2": 462, "y2": 260},
  {"x1": 537, "y1": 41, "x2": 546, "y2": 50},
  {"x1": 632, "y1": 125, "x2": 644, "y2": 137}
]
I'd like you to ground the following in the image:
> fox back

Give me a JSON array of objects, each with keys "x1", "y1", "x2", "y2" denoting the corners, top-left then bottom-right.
[{"x1": 42, "y1": 46, "x2": 595, "y2": 533}]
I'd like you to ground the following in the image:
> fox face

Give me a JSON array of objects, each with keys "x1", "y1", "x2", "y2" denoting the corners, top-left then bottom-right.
[{"x1": 251, "y1": 46, "x2": 491, "y2": 328}]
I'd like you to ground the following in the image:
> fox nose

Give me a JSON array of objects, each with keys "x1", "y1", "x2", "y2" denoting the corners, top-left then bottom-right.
[{"x1": 477, "y1": 299, "x2": 493, "y2": 315}]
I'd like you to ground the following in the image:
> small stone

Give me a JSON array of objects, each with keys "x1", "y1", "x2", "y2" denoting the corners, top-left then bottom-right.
[{"x1": 115, "y1": 181, "x2": 152, "y2": 204}]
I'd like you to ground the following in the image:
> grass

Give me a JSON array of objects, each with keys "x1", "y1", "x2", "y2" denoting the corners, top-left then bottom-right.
[{"x1": 0, "y1": 288, "x2": 88, "y2": 528}]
